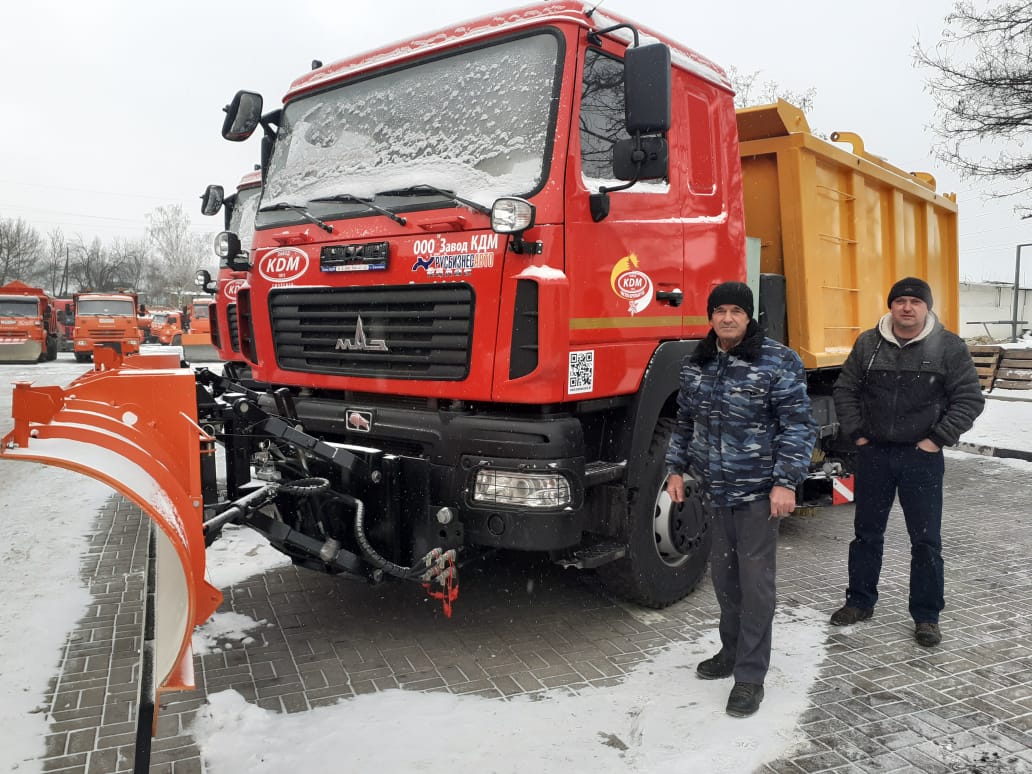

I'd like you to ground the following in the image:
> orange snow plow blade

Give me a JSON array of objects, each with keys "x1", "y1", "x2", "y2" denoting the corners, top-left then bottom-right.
[{"x1": 1, "y1": 348, "x2": 222, "y2": 706}]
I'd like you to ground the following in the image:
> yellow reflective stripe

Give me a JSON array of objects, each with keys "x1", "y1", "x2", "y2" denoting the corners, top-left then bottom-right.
[{"x1": 569, "y1": 316, "x2": 707, "y2": 329}]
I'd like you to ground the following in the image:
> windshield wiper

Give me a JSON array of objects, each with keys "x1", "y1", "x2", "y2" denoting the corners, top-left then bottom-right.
[
  {"x1": 309, "y1": 193, "x2": 407, "y2": 226},
  {"x1": 259, "y1": 202, "x2": 333, "y2": 233},
  {"x1": 375, "y1": 184, "x2": 491, "y2": 216}
]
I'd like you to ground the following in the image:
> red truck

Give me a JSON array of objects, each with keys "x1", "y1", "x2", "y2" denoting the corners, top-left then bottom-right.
[
  {"x1": 3, "y1": 2, "x2": 959, "y2": 723},
  {"x1": 71, "y1": 290, "x2": 142, "y2": 362},
  {"x1": 0, "y1": 281, "x2": 59, "y2": 362},
  {"x1": 199, "y1": 169, "x2": 262, "y2": 378}
]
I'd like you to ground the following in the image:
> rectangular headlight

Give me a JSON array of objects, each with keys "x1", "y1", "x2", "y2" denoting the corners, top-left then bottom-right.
[{"x1": 472, "y1": 470, "x2": 571, "y2": 509}]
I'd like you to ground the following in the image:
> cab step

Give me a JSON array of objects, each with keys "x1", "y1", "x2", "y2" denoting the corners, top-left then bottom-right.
[{"x1": 557, "y1": 541, "x2": 627, "y2": 570}]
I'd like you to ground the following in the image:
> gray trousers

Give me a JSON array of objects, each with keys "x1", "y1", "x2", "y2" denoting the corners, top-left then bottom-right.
[{"x1": 710, "y1": 498, "x2": 779, "y2": 684}]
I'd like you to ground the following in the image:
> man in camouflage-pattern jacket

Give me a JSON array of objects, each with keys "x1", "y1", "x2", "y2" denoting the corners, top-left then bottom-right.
[{"x1": 665, "y1": 281, "x2": 816, "y2": 718}]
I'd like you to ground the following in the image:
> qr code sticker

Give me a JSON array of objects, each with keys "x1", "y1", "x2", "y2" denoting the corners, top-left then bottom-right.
[{"x1": 568, "y1": 350, "x2": 594, "y2": 395}]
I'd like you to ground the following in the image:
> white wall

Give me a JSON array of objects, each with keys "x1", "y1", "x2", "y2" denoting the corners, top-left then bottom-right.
[{"x1": 960, "y1": 282, "x2": 1032, "y2": 341}]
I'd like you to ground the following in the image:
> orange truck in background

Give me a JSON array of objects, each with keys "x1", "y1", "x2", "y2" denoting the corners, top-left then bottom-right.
[
  {"x1": 71, "y1": 290, "x2": 142, "y2": 362},
  {"x1": 149, "y1": 310, "x2": 186, "y2": 345},
  {"x1": 0, "y1": 281, "x2": 59, "y2": 362},
  {"x1": 54, "y1": 298, "x2": 75, "y2": 351}
]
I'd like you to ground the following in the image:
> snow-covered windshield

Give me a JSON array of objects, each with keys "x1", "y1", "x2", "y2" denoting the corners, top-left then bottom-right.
[
  {"x1": 152, "y1": 313, "x2": 168, "y2": 325},
  {"x1": 229, "y1": 186, "x2": 261, "y2": 251},
  {"x1": 260, "y1": 32, "x2": 561, "y2": 226},
  {"x1": 76, "y1": 299, "x2": 135, "y2": 316},
  {"x1": 0, "y1": 298, "x2": 40, "y2": 317}
]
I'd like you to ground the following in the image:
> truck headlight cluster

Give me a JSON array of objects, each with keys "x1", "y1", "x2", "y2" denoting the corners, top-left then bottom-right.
[{"x1": 472, "y1": 469, "x2": 571, "y2": 509}]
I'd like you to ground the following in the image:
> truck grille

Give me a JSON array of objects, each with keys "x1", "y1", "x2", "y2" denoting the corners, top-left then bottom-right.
[
  {"x1": 269, "y1": 285, "x2": 474, "y2": 379},
  {"x1": 226, "y1": 303, "x2": 240, "y2": 352}
]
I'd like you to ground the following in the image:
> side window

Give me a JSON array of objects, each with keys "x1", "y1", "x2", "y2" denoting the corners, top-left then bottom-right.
[{"x1": 579, "y1": 49, "x2": 628, "y2": 185}]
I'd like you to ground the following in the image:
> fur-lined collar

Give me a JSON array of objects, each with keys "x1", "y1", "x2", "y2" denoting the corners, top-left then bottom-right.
[{"x1": 691, "y1": 320, "x2": 764, "y2": 364}]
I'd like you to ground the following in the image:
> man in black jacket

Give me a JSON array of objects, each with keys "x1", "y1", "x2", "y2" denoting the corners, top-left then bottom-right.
[{"x1": 830, "y1": 277, "x2": 984, "y2": 646}]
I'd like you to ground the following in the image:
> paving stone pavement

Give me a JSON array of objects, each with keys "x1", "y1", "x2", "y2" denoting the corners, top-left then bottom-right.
[{"x1": 35, "y1": 451, "x2": 1032, "y2": 773}]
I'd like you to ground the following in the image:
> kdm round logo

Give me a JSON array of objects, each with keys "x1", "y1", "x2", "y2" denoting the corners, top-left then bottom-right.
[
  {"x1": 223, "y1": 278, "x2": 245, "y2": 300},
  {"x1": 258, "y1": 247, "x2": 310, "y2": 283},
  {"x1": 610, "y1": 254, "x2": 653, "y2": 315}
]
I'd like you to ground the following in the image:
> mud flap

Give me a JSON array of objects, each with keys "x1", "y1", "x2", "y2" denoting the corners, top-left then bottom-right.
[{"x1": 0, "y1": 350, "x2": 222, "y2": 715}]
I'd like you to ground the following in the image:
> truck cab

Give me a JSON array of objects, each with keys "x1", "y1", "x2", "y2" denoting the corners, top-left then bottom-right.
[
  {"x1": 149, "y1": 310, "x2": 185, "y2": 345},
  {"x1": 0, "y1": 281, "x2": 58, "y2": 363},
  {"x1": 199, "y1": 169, "x2": 262, "y2": 378},
  {"x1": 71, "y1": 291, "x2": 141, "y2": 362}
]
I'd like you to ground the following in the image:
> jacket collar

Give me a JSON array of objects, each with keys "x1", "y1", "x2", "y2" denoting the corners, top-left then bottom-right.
[
  {"x1": 692, "y1": 319, "x2": 764, "y2": 364},
  {"x1": 877, "y1": 310, "x2": 938, "y2": 347}
]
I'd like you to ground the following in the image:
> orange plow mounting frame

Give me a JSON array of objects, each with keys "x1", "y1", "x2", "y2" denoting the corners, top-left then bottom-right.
[{"x1": 1, "y1": 349, "x2": 222, "y2": 707}]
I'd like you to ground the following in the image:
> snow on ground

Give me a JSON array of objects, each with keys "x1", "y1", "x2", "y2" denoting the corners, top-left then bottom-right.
[
  {"x1": 0, "y1": 354, "x2": 1030, "y2": 774},
  {"x1": 190, "y1": 607, "x2": 828, "y2": 774}
]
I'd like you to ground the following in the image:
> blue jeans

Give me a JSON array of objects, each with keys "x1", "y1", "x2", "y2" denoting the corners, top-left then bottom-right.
[{"x1": 846, "y1": 443, "x2": 945, "y2": 623}]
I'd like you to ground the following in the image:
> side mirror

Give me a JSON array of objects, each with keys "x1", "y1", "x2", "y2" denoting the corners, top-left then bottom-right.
[
  {"x1": 624, "y1": 44, "x2": 671, "y2": 134},
  {"x1": 613, "y1": 136, "x2": 669, "y2": 181},
  {"x1": 222, "y1": 91, "x2": 264, "y2": 142},
  {"x1": 201, "y1": 184, "x2": 225, "y2": 216}
]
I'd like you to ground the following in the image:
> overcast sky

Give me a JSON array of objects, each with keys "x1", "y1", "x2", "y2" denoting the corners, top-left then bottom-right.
[{"x1": 3, "y1": 0, "x2": 1028, "y2": 284}]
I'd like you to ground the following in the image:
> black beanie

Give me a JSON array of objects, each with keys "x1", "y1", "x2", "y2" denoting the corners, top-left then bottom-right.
[
  {"x1": 707, "y1": 281, "x2": 754, "y2": 318},
  {"x1": 887, "y1": 277, "x2": 933, "y2": 310}
]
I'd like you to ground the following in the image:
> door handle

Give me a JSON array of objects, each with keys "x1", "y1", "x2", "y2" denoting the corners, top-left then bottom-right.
[{"x1": 656, "y1": 290, "x2": 683, "y2": 307}]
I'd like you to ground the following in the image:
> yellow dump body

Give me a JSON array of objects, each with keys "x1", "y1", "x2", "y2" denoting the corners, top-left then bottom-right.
[{"x1": 737, "y1": 101, "x2": 959, "y2": 370}]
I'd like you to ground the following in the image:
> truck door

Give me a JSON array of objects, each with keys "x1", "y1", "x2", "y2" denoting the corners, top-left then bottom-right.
[{"x1": 563, "y1": 44, "x2": 685, "y2": 399}]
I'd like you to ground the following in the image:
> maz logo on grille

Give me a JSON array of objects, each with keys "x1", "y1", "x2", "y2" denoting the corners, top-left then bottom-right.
[
  {"x1": 335, "y1": 316, "x2": 388, "y2": 352},
  {"x1": 258, "y1": 247, "x2": 310, "y2": 283}
]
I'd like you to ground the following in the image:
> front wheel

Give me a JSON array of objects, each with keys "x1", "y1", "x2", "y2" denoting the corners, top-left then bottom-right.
[
  {"x1": 74, "y1": 351, "x2": 91, "y2": 363},
  {"x1": 597, "y1": 418, "x2": 712, "y2": 608}
]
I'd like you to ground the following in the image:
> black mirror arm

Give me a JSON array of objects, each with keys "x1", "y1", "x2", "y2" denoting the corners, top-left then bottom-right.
[{"x1": 587, "y1": 23, "x2": 639, "y2": 48}]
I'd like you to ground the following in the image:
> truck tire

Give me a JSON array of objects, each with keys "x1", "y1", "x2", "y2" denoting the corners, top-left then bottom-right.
[
  {"x1": 172, "y1": 334, "x2": 182, "y2": 346},
  {"x1": 46, "y1": 335, "x2": 58, "y2": 361},
  {"x1": 74, "y1": 351, "x2": 91, "y2": 363},
  {"x1": 598, "y1": 418, "x2": 711, "y2": 608}
]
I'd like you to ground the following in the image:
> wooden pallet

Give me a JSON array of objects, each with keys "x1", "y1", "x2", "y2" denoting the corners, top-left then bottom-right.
[
  {"x1": 995, "y1": 347, "x2": 1032, "y2": 390},
  {"x1": 968, "y1": 345, "x2": 1002, "y2": 392}
]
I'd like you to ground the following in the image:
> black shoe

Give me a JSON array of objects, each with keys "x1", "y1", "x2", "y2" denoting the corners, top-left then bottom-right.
[
  {"x1": 915, "y1": 622, "x2": 942, "y2": 647},
  {"x1": 726, "y1": 682, "x2": 764, "y2": 717},
  {"x1": 696, "y1": 651, "x2": 735, "y2": 680},
  {"x1": 830, "y1": 605, "x2": 874, "y2": 626}
]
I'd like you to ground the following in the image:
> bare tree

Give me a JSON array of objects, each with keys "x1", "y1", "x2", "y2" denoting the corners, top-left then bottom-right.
[
  {"x1": 0, "y1": 216, "x2": 44, "y2": 286},
  {"x1": 71, "y1": 236, "x2": 128, "y2": 291},
  {"x1": 109, "y1": 237, "x2": 153, "y2": 295},
  {"x1": 40, "y1": 228, "x2": 70, "y2": 297},
  {"x1": 147, "y1": 204, "x2": 206, "y2": 307},
  {"x1": 726, "y1": 66, "x2": 816, "y2": 112},
  {"x1": 916, "y1": 2, "x2": 1032, "y2": 211}
]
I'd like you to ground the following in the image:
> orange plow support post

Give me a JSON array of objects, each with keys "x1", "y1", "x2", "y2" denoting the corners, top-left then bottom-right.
[{"x1": 1, "y1": 348, "x2": 222, "y2": 719}]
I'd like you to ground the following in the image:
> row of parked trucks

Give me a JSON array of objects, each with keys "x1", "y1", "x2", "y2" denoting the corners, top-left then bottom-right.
[
  {"x1": 0, "y1": 282, "x2": 218, "y2": 363},
  {"x1": 2, "y1": 1, "x2": 960, "y2": 731}
]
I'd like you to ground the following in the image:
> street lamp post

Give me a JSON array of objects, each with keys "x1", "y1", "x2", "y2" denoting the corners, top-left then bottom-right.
[{"x1": 1013, "y1": 243, "x2": 1032, "y2": 343}]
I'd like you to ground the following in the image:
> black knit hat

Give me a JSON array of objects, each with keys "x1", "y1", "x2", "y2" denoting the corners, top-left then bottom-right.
[
  {"x1": 887, "y1": 277, "x2": 933, "y2": 310},
  {"x1": 707, "y1": 281, "x2": 754, "y2": 318}
]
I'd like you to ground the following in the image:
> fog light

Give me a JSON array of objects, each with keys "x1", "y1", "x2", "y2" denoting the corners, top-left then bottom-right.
[
  {"x1": 436, "y1": 506, "x2": 455, "y2": 525},
  {"x1": 472, "y1": 469, "x2": 571, "y2": 508}
]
